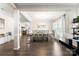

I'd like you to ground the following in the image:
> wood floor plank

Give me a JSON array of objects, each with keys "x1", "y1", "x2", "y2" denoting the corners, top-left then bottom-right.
[{"x1": 0, "y1": 35, "x2": 72, "y2": 56}]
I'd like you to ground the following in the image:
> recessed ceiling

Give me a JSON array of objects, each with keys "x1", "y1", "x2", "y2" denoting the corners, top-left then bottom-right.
[
  {"x1": 17, "y1": 3, "x2": 78, "y2": 22},
  {"x1": 15, "y1": 3, "x2": 79, "y2": 11},
  {"x1": 15, "y1": 3, "x2": 78, "y2": 6},
  {"x1": 20, "y1": 13, "x2": 30, "y2": 22},
  {"x1": 21, "y1": 11, "x2": 65, "y2": 22}
]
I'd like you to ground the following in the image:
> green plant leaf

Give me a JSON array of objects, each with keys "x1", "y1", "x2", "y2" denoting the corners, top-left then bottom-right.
[{"x1": 76, "y1": 16, "x2": 79, "y2": 23}]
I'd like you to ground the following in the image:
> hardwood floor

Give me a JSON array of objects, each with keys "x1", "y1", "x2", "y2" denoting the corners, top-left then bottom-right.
[{"x1": 0, "y1": 35, "x2": 72, "y2": 56}]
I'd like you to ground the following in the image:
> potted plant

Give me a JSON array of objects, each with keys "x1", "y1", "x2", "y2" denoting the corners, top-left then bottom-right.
[{"x1": 76, "y1": 16, "x2": 79, "y2": 23}]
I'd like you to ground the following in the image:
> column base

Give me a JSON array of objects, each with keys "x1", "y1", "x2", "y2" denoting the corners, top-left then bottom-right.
[{"x1": 13, "y1": 47, "x2": 20, "y2": 50}]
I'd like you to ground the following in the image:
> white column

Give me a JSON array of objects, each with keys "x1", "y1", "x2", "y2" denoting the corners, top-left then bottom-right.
[{"x1": 13, "y1": 10, "x2": 20, "y2": 50}]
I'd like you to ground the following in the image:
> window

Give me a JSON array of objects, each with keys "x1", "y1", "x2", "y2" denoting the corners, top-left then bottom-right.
[{"x1": 0, "y1": 18, "x2": 5, "y2": 29}]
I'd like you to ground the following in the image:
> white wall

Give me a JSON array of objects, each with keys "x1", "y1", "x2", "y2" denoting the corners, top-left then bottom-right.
[
  {"x1": 0, "y1": 3, "x2": 16, "y2": 44},
  {"x1": 31, "y1": 19, "x2": 52, "y2": 34}
]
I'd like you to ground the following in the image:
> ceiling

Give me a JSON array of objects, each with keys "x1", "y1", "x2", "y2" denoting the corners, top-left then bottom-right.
[
  {"x1": 15, "y1": 3, "x2": 79, "y2": 11},
  {"x1": 20, "y1": 13, "x2": 30, "y2": 22},
  {"x1": 21, "y1": 11, "x2": 65, "y2": 22},
  {"x1": 15, "y1": 3, "x2": 79, "y2": 22}
]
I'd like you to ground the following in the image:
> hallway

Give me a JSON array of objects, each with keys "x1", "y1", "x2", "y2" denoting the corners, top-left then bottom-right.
[
  {"x1": 0, "y1": 35, "x2": 72, "y2": 56},
  {"x1": 0, "y1": 3, "x2": 79, "y2": 56}
]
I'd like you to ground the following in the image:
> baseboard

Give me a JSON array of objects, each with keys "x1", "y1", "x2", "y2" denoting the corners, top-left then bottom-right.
[{"x1": 59, "y1": 40, "x2": 76, "y2": 49}]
